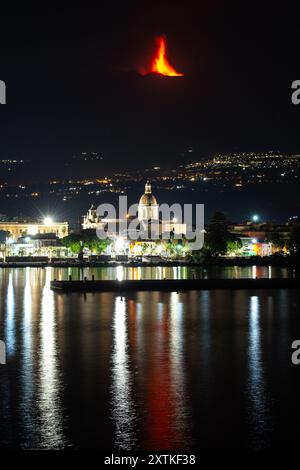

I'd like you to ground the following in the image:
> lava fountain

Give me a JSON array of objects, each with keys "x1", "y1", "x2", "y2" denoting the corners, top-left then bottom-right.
[{"x1": 150, "y1": 35, "x2": 183, "y2": 77}]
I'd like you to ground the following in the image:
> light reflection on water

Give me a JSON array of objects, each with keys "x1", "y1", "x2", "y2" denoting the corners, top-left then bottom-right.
[
  {"x1": 111, "y1": 296, "x2": 137, "y2": 449},
  {"x1": 5, "y1": 272, "x2": 15, "y2": 357},
  {"x1": 247, "y1": 296, "x2": 272, "y2": 449},
  {"x1": 20, "y1": 268, "x2": 35, "y2": 447},
  {"x1": 53, "y1": 265, "x2": 296, "y2": 281},
  {"x1": 169, "y1": 293, "x2": 190, "y2": 447},
  {"x1": 0, "y1": 267, "x2": 300, "y2": 450},
  {"x1": 38, "y1": 267, "x2": 66, "y2": 449}
]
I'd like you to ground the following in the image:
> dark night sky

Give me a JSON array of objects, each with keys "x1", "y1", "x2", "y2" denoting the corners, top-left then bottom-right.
[{"x1": 0, "y1": 1, "x2": 300, "y2": 176}]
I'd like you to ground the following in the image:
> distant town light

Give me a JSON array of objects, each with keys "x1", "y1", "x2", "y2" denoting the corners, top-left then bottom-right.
[
  {"x1": 252, "y1": 215, "x2": 259, "y2": 222},
  {"x1": 44, "y1": 216, "x2": 54, "y2": 226}
]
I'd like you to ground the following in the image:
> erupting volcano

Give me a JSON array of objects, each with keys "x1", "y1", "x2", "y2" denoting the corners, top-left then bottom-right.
[
  {"x1": 151, "y1": 35, "x2": 183, "y2": 76},
  {"x1": 139, "y1": 35, "x2": 183, "y2": 77}
]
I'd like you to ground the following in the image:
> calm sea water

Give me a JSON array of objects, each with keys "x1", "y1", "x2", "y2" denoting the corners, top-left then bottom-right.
[{"x1": 0, "y1": 266, "x2": 300, "y2": 450}]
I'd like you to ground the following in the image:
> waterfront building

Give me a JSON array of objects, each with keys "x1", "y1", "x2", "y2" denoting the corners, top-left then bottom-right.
[
  {"x1": 239, "y1": 237, "x2": 273, "y2": 257},
  {"x1": 4, "y1": 233, "x2": 69, "y2": 259},
  {"x1": 229, "y1": 222, "x2": 290, "y2": 255},
  {"x1": 0, "y1": 219, "x2": 68, "y2": 241}
]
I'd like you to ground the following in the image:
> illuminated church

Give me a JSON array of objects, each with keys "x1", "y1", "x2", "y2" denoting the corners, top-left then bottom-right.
[
  {"x1": 82, "y1": 204, "x2": 101, "y2": 230},
  {"x1": 82, "y1": 180, "x2": 186, "y2": 247},
  {"x1": 138, "y1": 180, "x2": 159, "y2": 222},
  {"x1": 137, "y1": 181, "x2": 186, "y2": 236}
]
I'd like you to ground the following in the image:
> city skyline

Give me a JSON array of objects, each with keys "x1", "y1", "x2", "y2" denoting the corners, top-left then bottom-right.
[{"x1": 0, "y1": 150, "x2": 299, "y2": 222}]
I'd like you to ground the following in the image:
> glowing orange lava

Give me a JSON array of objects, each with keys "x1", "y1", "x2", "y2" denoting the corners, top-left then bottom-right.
[{"x1": 151, "y1": 36, "x2": 183, "y2": 77}]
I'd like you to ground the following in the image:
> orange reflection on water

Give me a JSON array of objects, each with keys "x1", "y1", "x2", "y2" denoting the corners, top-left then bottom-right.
[{"x1": 136, "y1": 293, "x2": 188, "y2": 449}]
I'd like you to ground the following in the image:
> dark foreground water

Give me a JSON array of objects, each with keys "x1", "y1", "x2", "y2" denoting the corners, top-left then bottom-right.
[{"x1": 0, "y1": 267, "x2": 300, "y2": 450}]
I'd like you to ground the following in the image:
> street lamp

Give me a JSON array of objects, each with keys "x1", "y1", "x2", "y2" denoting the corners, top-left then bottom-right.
[
  {"x1": 252, "y1": 215, "x2": 259, "y2": 222},
  {"x1": 44, "y1": 216, "x2": 54, "y2": 226}
]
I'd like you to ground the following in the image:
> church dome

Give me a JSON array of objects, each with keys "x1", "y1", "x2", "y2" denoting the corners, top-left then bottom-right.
[
  {"x1": 139, "y1": 181, "x2": 157, "y2": 206},
  {"x1": 139, "y1": 193, "x2": 157, "y2": 205}
]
